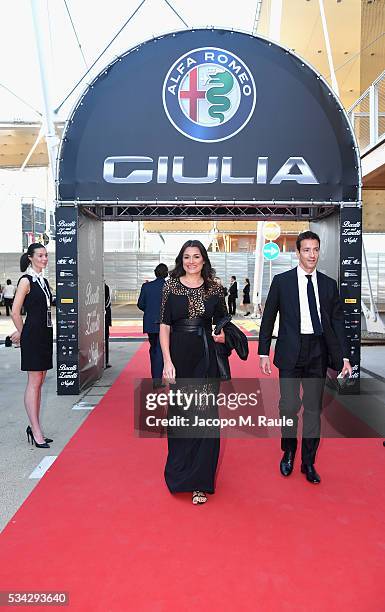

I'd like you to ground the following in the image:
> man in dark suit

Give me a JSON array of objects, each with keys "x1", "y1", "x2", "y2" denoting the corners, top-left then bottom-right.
[
  {"x1": 137, "y1": 263, "x2": 168, "y2": 388},
  {"x1": 228, "y1": 275, "x2": 238, "y2": 315},
  {"x1": 258, "y1": 231, "x2": 352, "y2": 484}
]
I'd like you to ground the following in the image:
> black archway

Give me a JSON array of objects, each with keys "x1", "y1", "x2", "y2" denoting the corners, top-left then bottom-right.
[{"x1": 56, "y1": 29, "x2": 361, "y2": 394}]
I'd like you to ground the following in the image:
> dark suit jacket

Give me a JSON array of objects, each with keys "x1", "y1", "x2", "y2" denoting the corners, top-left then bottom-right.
[
  {"x1": 258, "y1": 267, "x2": 349, "y2": 371},
  {"x1": 137, "y1": 277, "x2": 165, "y2": 334},
  {"x1": 229, "y1": 281, "x2": 238, "y2": 298}
]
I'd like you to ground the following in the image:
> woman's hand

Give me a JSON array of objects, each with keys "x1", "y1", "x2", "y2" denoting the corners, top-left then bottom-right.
[
  {"x1": 163, "y1": 359, "x2": 176, "y2": 384},
  {"x1": 10, "y1": 330, "x2": 21, "y2": 344},
  {"x1": 213, "y1": 329, "x2": 225, "y2": 344}
]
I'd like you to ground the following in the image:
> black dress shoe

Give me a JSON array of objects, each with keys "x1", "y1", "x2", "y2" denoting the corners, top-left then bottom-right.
[
  {"x1": 280, "y1": 450, "x2": 295, "y2": 477},
  {"x1": 301, "y1": 464, "x2": 321, "y2": 484}
]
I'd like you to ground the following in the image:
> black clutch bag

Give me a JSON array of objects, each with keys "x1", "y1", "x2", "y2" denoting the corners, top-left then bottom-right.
[
  {"x1": 213, "y1": 314, "x2": 232, "y2": 335},
  {"x1": 213, "y1": 315, "x2": 232, "y2": 380}
]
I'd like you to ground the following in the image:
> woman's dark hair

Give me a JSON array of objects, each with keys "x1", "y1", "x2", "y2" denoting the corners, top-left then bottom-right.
[
  {"x1": 20, "y1": 243, "x2": 45, "y2": 272},
  {"x1": 170, "y1": 240, "x2": 215, "y2": 289},
  {"x1": 245, "y1": 278, "x2": 250, "y2": 285}
]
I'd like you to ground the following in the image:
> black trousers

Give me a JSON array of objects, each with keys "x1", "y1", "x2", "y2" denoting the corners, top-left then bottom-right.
[
  {"x1": 105, "y1": 325, "x2": 110, "y2": 366},
  {"x1": 228, "y1": 296, "x2": 236, "y2": 315},
  {"x1": 4, "y1": 298, "x2": 13, "y2": 316},
  {"x1": 148, "y1": 332, "x2": 164, "y2": 383},
  {"x1": 279, "y1": 334, "x2": 328, "y2": 465}
]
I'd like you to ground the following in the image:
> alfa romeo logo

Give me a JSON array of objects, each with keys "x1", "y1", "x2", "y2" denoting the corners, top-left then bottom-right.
[{"x1": 163, "y1": 47, "x2": 256, "y2": 142}]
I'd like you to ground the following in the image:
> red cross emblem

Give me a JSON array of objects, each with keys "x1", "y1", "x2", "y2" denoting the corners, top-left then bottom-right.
[{"x1": 179, "y1": 67, "x2": 206, "y2": 122}]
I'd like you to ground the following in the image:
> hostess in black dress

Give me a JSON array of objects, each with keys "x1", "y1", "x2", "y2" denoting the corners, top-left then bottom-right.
[
  {"x1": 19, "y1": 274, "x2": 53, "y2": 371},
  {"x1": 160, "y1": 278, "x2": 227, "y2": 494},
  {"x1": 242, "y1": 282, "x2": 251, "y2": 305}
]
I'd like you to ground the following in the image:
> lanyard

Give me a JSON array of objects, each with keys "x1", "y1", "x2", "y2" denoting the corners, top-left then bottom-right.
[{"x1": 35, "y1": 276, "x2": 51, "y2": 309}]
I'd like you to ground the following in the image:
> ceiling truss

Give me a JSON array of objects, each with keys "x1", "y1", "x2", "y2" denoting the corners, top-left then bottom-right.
[{"x1": 76, "y1": 203, "x2": 338, "y2": 222}]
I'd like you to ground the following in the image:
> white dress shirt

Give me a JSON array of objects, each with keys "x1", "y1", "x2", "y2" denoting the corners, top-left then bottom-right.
[
  {"x1": 297, "y1": 265, "x2": 321, "y2": 334},
  {"x1": 260, "y1": 265, "x2": 349, "y2": 362},
  {"x1": 3, "y1": 284, "x2": 15, "y2": 299}
]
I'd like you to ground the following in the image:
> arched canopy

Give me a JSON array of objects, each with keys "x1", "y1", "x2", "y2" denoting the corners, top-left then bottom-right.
[{"x1": 58, "y1": 28, "x2": 360, "y2": 217}]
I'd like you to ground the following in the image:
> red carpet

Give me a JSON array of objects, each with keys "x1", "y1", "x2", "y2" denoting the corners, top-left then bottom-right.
[
  {"x1": 0, "y1": 343, "x2": 384, "y2": 611},
  {"x1": 110, "y1": 325, "x2": 146, "y2": 338}
]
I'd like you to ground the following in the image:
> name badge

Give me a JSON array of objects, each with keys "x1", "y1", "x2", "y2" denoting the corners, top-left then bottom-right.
[{"x1": 47, "y1": 309, "x2": 53, "y2": 328}]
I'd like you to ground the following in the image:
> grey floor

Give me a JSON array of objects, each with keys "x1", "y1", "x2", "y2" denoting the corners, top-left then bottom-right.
[{"x1": 0, "y1": 341, "x2": 140, "y2": 531}]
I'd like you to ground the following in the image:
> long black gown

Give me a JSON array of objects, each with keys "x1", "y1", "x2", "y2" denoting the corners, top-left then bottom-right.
[{"x1": 160, "y1": 277, "x2": 227, "y2": 494}]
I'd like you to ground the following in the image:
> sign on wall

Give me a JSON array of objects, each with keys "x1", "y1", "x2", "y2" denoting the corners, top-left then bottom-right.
[
  {"x1": 339, "y1": 205, "x2": 362, "y2": 391},
  {"x1": 56, "y1": 207, "x2": 104, "y2": 395},
  {"x1": 56, "y1": 207, "x2": 79, "y2": 394},
  {"x1": 78, "y1": 213, "x2": 104, "y2": 390}
]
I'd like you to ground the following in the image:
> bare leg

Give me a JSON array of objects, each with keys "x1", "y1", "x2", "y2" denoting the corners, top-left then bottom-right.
[
  {"x1": 36, "y1": 371, "x2": 47, "y2": 422},
  {"x1": 25, "y1": 371, "x2": 45, "y2": 444}
]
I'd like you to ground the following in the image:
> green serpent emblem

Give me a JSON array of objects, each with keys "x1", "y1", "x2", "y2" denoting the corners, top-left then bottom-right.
[{"x1": 206, "y1": 71, "x2": 234, "y2": 124}]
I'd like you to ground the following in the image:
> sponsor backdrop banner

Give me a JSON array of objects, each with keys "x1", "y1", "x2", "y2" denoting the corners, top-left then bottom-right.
[
  {"x1": 58, "y1": 29, "x2": 359, "y2": 203},
  {"x1": 78, "y1": 212, "x2": 104, "y2": 391},
  {"x1": 339, "y1": 205, "x2": 362, "y2": 391},
  {"x1": 56, "y1": 206, "x2": 80, "y2": 395},
  {"x1": 56, "y1": 207, "x2": 104, "y2": 395}
]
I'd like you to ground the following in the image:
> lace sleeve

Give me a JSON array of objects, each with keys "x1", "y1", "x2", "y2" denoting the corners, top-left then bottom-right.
[{"x1": 160, "y1": 281, "x2": 172, "y2": 325}]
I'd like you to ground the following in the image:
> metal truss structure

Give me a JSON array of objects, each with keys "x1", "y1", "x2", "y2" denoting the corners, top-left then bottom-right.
[{"x1": 77, "y1": 202, "x2": 339, "y2": 222}]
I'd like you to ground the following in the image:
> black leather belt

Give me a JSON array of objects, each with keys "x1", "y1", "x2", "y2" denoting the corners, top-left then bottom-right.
[{"x1": 171, "y1": 318, "x2": 211, "y2": 374}]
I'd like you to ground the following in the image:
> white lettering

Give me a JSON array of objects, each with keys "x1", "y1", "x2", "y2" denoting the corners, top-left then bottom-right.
[{"x1": 103, "y1": 155, "x2": 319, "y2": 186}]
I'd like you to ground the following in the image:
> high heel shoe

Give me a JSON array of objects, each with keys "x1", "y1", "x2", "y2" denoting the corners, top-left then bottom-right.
[
  {"x1": 26, "y1": 425, "x2": 53, "y2": 444},
  {"x1": 26, "y1": 426, "x2": 50, "y2": 448}
]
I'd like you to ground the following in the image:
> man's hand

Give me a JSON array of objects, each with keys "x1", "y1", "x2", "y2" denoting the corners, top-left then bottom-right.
[
  {"x1": 259, "y1": 356, "x2": 271, "y2": 376},
  {"x1": 340, "y1": 359, "x2": 353, "y2": 378}
]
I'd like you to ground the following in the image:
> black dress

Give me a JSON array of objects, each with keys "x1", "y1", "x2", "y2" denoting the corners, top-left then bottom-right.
[
  {"x1": 160, "y1": 278, "x2": 228, "y2": 494},
  {"x1": 19, "y1": 275, "x2": 53, "y2": 371},
  {"x1": 242, "y1": 283, "x2": 251, "y2": 305}
]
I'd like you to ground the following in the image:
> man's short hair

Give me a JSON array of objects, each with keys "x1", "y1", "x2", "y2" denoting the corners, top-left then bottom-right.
[
  {"x1": 154, "y1": 263, "x2": 168, "y2": 278},
  {"x1": 231, "y1": 275, "x2": 236, "y2": 280},
  {"x1": 296, "y1": 231, "x2": 321, "y2": 252}
]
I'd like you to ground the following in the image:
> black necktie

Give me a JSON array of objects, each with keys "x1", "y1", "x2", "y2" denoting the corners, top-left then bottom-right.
[{"x1": 306, "y1": 275, "x2": 323, "y2": 335}]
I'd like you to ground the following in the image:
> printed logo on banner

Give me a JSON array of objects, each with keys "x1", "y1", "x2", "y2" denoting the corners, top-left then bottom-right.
[
  {"x1": 163, "y1": 47, "x2": 256, "y2": 142},
  {"x1": 89, "y1": 225, "x2": 96, "y2": 263}
]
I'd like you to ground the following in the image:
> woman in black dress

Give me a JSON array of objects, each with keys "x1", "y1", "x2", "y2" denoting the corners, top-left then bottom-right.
[
  {"x1": 159, "y1": 240, "x2": 227, "y2": 505},
  {"x1": 242, "y1": 278, "x2": 251, "y2": 316},
  {"x1": 11, "y1": 243, "x2": 53, "y2": 449}
]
